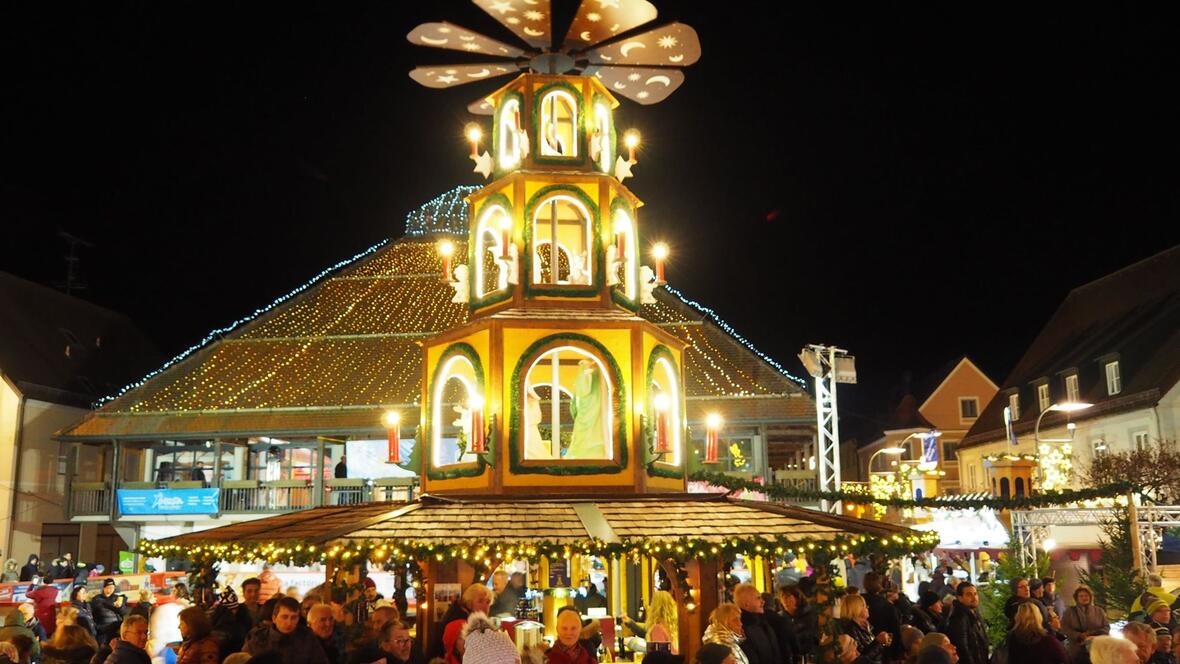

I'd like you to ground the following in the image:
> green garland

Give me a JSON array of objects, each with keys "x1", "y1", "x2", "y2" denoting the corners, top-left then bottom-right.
[
  {"x1": 425, "y1": 343, "x2": 488, "y2": 481},
  {"x1": 138, "y1": 528, "x2": 941, "y2": 570},
  {"x1": 690, "y1": 470, "x2": 1140, "y2": 510}
]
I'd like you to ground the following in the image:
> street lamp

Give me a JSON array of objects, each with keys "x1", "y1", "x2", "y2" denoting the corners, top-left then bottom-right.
[
  {"x1": 867, "y1": 446, "x2": 907, "y2": 475},
  {"x1": 1034, "y1": 401, "x2": 1093, "y2": 443}
]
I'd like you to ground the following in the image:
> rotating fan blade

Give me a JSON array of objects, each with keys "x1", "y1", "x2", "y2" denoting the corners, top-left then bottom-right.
[
  {"x1": 407, "y1": 22, "x2": 527, "y2": 58},
  {"x1": 590, "y1": 66, "x2": 684, "y2": 105},
  {"x1": 410, "y1": 63, "x2": 518, "y2": 89},
  {"x1": 468, "y1": 96, "x2": 496, "y2": 115},
  {"x1": 562, "y1": 0, "x2": 658, "y2": 51},
  {"x1": 584, "y1": 22, "x2": 701, "y2": 67},
  {"x1": 472, "y1": 0, "x2": 553, "y2": 50}
]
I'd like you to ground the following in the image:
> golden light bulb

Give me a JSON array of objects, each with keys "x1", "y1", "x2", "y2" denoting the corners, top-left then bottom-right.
[
  {"x1": 438, "y1": 240, "x2": 455, "y2": 257},
  {"x1": 652, "y1": 242, "x2": 669, "y2": 260},
  {"x1": 623, "y1": 129, "x2": 641, "y2": 149},
  {"x1": 653, "y1": 393, "x2": 670, "y2": 412},
  {"x1": 382, "y1": 411, "x2": 401, "y2": 428},
  {"x1": 465, "y1": 123, "x2": 482, "y2": 144},
  {"x1": 706, "y1": 412, "x2": 723, "y2": 429}
]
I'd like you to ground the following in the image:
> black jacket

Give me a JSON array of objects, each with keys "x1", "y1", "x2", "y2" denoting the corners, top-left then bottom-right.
[
  {"x1": 945, "y1": 600, "x2": 989, "y2": 664},
  {"x1": 788, "y1": 604, "x2": 819, "y2": 658},
  {"x1": 864, "y1": 591, "x2": 903, "y2": 660},
  {"x1": 90, "y1": 593, "x2": 128, "y2": 631},
  {"x1": 72, "y1": 601, "x2": 98, "y2": 638},
  {"x1": 738, "y1": 610, "x2": 783, "y2": 664},
  {"x1": 763, "y1": 609, "x2": 799, "y2": 664},
  {"x1": 19, "y1": 557, "x2": 40, "y2": 582},
  {"x1": 103, "y1": 640, "x2": 151, "y2": 664},
  {"x1": 243, "y1": 624, "x2": 329, "y2": 664},
  {"x1": 834, "y1": 619, "x2": 884, "y2": 664},
  {"x1": 909, "y1": 606, "x2": 944, "y2": 635}
]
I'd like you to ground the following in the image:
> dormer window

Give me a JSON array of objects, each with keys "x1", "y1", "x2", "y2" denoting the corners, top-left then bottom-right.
[
  {"x1": 1008, "y1": 392, "x2": 1021, "y2": 420},
  {"x1": 959, "y1": 397, "x2": 978, "y2": 421},
  {"x1": 1037, "y1": 383, "x2": 1051, "y2": 412},
  {"x1": 539, "y1": 89, "x2": 577, "y2": 158},
  {"x1": 532, "y1": 194, "x2": 592, "y2": 286},
  {"x1": 1065, "y1": 373, "x2": 1080, "y2": 402},
  {"x1": 1105, "y1": 360, "x2": 1121, "y2": 395}
]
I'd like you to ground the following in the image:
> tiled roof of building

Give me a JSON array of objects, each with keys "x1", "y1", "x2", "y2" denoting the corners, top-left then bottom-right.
[
  {"x1": 962, "y1": 245, "x2": 1180, "y2": 448},
  {"x1": 159, "y1": 493, "x2": 910, "y2": 548},
  {"x1": 61, "y1": 236, "x2": 812, "y2": 440}
]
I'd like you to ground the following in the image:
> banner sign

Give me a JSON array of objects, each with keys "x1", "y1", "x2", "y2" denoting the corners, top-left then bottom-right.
[{"x1": 117, "y1": 488, "x2": 219, "y2": 515}]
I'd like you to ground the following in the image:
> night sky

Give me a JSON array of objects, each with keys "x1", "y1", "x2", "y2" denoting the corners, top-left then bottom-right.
[{"x1": 5, "y1": 3, "x2": 1177, "y2": 429}]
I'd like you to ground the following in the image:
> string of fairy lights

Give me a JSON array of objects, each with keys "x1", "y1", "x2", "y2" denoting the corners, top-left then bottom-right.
[
  {"x1": 663, "y1": 286, "x2": 810, "y2": 389},
  {"x1": 403, "y1": 185, "x2": 480, "y2": 236}
]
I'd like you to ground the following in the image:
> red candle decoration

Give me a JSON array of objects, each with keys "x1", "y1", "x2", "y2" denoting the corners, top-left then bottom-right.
[
  {"x1": 705, "y1": 412, "x2": 722, "y2": 464},
  {"x1": 623, "y1": 129, "x2": 641, "y2": 162},
  {"x1": 383, "y1": 411, "x2": 401, "y2": 464},
  {"x1": 465, "y1": 123, "x2": 482, "y2": 158},
  {"x1": 617, "y1": 232, "x2": 627, "y2": 261},
  {"x1": 499, "y1": 216, "x2": 512, "y2": 258},
  {"x1": 652, "y1": 242, "x2": 669, "y2": 284},
  {"x1": 438, "y1": 240, "x2": 454, "y2": 282},
  {"x1": 469, "y1": 396, "x2": 486, "y2": 454},
  {"x1": 653, "y1": 394, "x2": 670, "y2": 455}
]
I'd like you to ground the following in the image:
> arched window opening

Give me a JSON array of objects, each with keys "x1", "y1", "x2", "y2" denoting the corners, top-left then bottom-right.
[
  {"x1": 523, "y1": 346, "x2": 613, "y2": 460},
  {"x1": 611, "y1": 208, "x2": 637, "y2": 300},
  {"x1": 476, "y1": 205, "x2": 511, "y2": 297},
  {"x1": 1015, "y1": 477, "x2": 1025, "y2": 497},
  {"x1": 532, "y1": 195, "x2": 592, "y2": 286},
  {"x1": 650, "y1": 355, "x2": 682, "y2": 465},
  {"x1": 432, "y1": 355, "x2": 482, "y2": 467},
  {"x1": 498, "y1": 98, "x2": 523, "y2": 169},
  {"x1": 539, "y1": 90, "x2": 577, "y2": 157},
  {"x1": 1000, "y1": 477, "x2": 1011, "y2": 499},
  {"x1": 594, "y1": 102, "x2": 612, "y2": 172}
]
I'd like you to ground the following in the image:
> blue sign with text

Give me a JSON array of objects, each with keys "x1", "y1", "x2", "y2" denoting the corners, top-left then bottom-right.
[{"x1": 117, "y1": 488, "x2": 219, "y2": 515}]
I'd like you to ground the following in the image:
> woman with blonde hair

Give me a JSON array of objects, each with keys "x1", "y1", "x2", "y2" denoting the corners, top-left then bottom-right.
[
  {"x1": 645, "y1": 590, "x2": 679, "y2": 653},
  {"x1": 833, "y1": 593, "x2": 891, "y2": 664},
  {"x1": 40, "y1": 624, "x2": 98, "y2": 664},
  {"x1": 702, "y1": 603, "x2": 749, "y2": 664},
  {"x1": 1007, "y1": 601, "x2": 1067, "y2": 664}
]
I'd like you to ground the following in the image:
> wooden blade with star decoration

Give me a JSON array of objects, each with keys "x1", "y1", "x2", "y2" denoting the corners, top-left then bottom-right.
[
  {"x1": 471, "y1": 0, "x2": 554, "y2": 50},
  {"x1": 588, "y1": 65, "x2": 684, "y2": 104},
  {"x1": 583, "y1": 22, "x2": 701, "y2": 67},
  {"x1": 409, "y1": 63, "x2": 518, "y2": 89},
  {"x1": 406, "y1": 22, "x2": 527, "y2": 58},
  {"x1": 561, "y1": 0, "x2": 659, "y2": 51}
]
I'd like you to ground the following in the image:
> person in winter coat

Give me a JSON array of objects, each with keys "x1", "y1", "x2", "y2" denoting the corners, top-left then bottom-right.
[
  {"x1": 0, "y1": 605, "x2": 41, "y2": 663},
  {"x1": 863, "y1": 574, "x2": 904, "y2": 663},
  {"x1": 909, "y1": 592, "x2": 945, "y2": 636},
  {"x1": 461, "y1": 613, "x2": 519, "y2": 664},
  {"x1": 68, "y1": 587, "x2": 97, "y2": 639},
  {"x1": 1061, "y1": 585, "x2": 1110, "y2": 659},
  {"x1": 27, "y1": 579, "x2": 60, "y2": 635},
  {"x1": 90, "y1": 580, "x2": 128, "y2": 643},
  {"x1": 18, "y1": 602, "x2": 48, "y2": 641},
  {"x1": 20, "y1": 555, "x2": 41, "y2": 582},
  {"x1": 176, "y1": 607, "x2": 219, "y2": 664},
  {"x1": 243, "y1": 596, "x2": 328, "y2": 664},
  {"x1": 702, "y1": 603, "x2": 750, "y2": 664},
  {"x1": 435, "y1": 584, "x2": 491, "y2": 664},
  {"x1": 103, "y1": 615, "x2": 151, "y2": 664},
  {"x1": 2, "y1": 559, "x2": 20, "y2": 582},
  {"x1": 944, "y1": 582, "x2": 988, "y2": 664},
  {"x1": 779, "y1": 585, "x2": 818, "y2": 660},
  {"x1": 834, "y1": 594, "x2": 891, "y2": 664},
  {"x1": 734, "y1": 584, "x2": 783, "y2": 664},
  {"x1": 258, "y1": 565, "x2": 283, "y2": 604},
  {"x1": 1003, "y1": 578, "x2": 1050, "y2": 631},
  {"x1": 40, "y1": 624, "x2": 97, "y2": 664},
  {"x1": 1007, "y1": 602, "x2": 1067, "y2": 664},
  {"x1": 545, "y1": 609, "x2": 593, "y2": 664}
]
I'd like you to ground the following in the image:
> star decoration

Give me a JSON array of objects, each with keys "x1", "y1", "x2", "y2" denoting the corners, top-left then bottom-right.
[
  {"x1": 658, "y1": 35, "x2": 678, "y2": 48},
  {"x1": 627, "y1": 73, "x2": 641, "y2": 81},
  {"x1": 524, "y1": 10, "x2": 544, "y2": 21},
  {"x1": 489, "y1": 1, "x2": 515, "y2": 15},
  {"x1": 587, "y1": 12, "x2": 602, "y2": 22},
  {"x1": 437, "y1": 75, "x2": 458, "y2": 84},
  {"x1": 636, "y1": 90, "x2": 650, "y2": 99},
  {"x1": 614, "y1": 155, "x2": 635, "y2": 182},
  {"x1": 471, "y1": 151, "x2": 494, "y2": 179},
  {"x1": 462, "y1": 43, "x2": 482, "y2": 51}
]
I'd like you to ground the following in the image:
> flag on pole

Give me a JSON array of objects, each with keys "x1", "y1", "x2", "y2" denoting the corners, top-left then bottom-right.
[
  {"x1": 1003, "y1": 406, "x2": 1019, "y2": 445},
  {"x1": 922, "y1": 433, "x2": 939, "y2": 463}
]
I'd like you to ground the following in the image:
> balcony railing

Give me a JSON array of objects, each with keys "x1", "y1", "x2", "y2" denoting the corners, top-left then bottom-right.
[
  {"x1": 69, "y1": 477, "x2": 418, "y2": 520},
  {"x1": 771, "y1": 469, "x2": 820, "y2": 503}
]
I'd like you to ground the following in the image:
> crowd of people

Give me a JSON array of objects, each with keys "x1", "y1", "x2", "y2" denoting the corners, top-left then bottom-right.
[{"x1": 6, "y1": 562, "x2": 1180, "y2": 664}]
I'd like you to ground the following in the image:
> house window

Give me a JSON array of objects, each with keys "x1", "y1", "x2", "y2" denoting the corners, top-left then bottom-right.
[
  {"x1": 1105, "y1": 361, "x2": 1122, "y2": 395},
  {"x1": 942, "y1": 442, "x2": 959, "y2": 462},
  {"x1": 531, "y1": 194, "x2": 593, "y2": 286},
  {"x1": 1037, "y1": 384, "x2": 1051, "y2": 412},
  {"x1": 969, "y1": 464, "x2": 978, "y2": 489},
  {"x1": 959, "y1": 397, "x2": 979, "y2": 420},
  {"x1": 1091, "y1": 438, "x2": 1108, "y2": 457},
  {"x1": 1133, "y1": 430, "x2": 1150, "y2": 451},
  {"x1": 539, "y1": 89, "x2": 577, "y2": 157},
  {"x1": 1008, "y1": 393, "x2": 1021, "y2": 420},
  {"x1": 1065, "y1": 374, "x2": 1080, "y2": 402}
]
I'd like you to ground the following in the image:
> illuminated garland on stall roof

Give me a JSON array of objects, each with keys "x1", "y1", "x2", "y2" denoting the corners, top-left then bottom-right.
[
  {"x1": 691, "y1": 470, "x2": 1139, "y2": 510},
  {"x1": 404, "y1": 185, "x2": 480, "y2": 236},
  {"x1": 138, "y1": 529, "x2": 941, "y2": 568}
]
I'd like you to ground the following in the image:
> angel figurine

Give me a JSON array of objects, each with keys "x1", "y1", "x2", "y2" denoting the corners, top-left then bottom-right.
[
  {"x1": 449, "y1": 264, "x2": 469, "y2": 303},
  {"x1": 639, "y1": 265, "x2": 658, "y2": 304}
]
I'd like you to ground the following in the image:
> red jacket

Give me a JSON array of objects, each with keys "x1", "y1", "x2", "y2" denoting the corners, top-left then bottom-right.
[
  {"x1": 545, "y1": 642, "x2": 596, "y2": 664},
  {"x1": 176, "y1": 636, "x2": 220, "y2": 664},
  {"x1": 26, "y1": 584, "x2": 60, "y2": 634}
]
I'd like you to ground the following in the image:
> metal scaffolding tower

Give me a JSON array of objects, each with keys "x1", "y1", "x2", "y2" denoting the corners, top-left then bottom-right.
[{"x1": 799, "y1": 345, "x2": 856, "y2": 513}]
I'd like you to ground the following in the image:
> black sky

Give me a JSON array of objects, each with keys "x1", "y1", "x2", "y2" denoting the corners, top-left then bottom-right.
[{"x1": 4, "y1": 3, "x2": 1178, "y2": 428}]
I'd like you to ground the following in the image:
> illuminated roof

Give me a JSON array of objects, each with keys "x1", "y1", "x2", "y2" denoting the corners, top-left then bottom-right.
[{"x1": 61, "y1": 233, "x2": 812, "y2": 440}]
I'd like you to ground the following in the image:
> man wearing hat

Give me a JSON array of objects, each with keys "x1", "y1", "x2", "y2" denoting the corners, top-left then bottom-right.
[
  {"x1": 347, "y1": 577, "x2": 383, "y2": 635},
  {"x1": 1149, "y1": 624, "x2": 1175, "y2": 664},
  {"x1": 1147, "y1": 599, "x2": 1176, "y2": 635},
  {"x1": 91, "y1": 578, "x2": 129, "y2": 643},
  {"x1": 911, "y1": 591, "x2": 946, "y2": 635}
]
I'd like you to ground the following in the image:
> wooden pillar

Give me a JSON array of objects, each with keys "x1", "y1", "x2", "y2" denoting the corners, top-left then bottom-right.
[{"x1": 683, "y1": 558, "x2": 720, "y2": 664}]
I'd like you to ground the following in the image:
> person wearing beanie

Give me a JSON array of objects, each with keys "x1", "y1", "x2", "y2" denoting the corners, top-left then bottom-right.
[
  {"x1": 910, "y1": 592, "x2": 944, "y2": 635},
  {"x1": 695, "y1": 643, "x2": 737, "y2": 664},
  {"x1": 1148, "y1": 599, "x2": 1176, "y2": 634},
  {"x1": 461, "y1": 613, "x2": 519, "y2": 664},
  {"x1": 91, "y1": 578, "x2": 129, "y2": 643},
  {"x1": 1149, "y1": 625, "x2": 1175, "y2": 664}
]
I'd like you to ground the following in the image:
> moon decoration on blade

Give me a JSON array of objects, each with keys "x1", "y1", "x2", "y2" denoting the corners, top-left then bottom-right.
[{"x1": 407, "y1": 0, "x2": 700, "y2": 109}]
